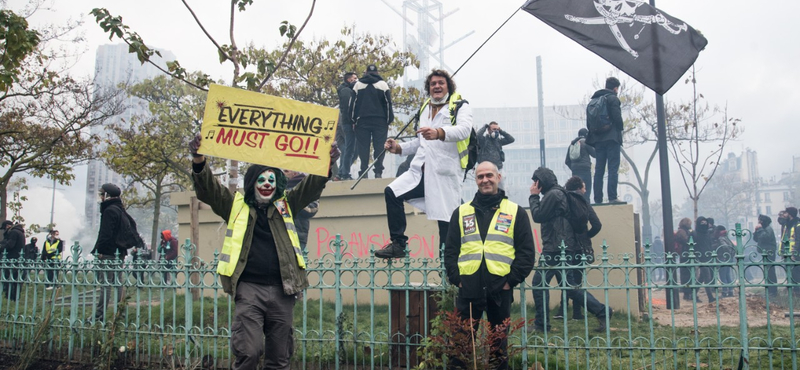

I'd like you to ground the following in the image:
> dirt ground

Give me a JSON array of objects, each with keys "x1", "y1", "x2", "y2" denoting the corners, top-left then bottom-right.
[{"x1": 649, "y1": 291, "x2": 794, "y2": 327}]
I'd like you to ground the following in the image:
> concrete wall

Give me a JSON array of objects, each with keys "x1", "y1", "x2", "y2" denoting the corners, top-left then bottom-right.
[{"x1": 173, "y1": 178, "x2": 640, "y2": 315}]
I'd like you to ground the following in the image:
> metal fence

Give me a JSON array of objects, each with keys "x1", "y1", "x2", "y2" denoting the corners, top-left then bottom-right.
[{"x1": 0, "y1": 224, "x2": 797, "y2": 369}]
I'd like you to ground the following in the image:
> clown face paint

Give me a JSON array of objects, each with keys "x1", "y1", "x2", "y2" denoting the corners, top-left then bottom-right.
[{"x1": 254, "y1": 170, "x2": 277, "y2": 203}]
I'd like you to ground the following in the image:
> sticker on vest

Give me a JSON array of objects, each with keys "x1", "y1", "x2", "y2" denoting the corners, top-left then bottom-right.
[
  {"x1": 275, "y1": 200, "x2": 289, "y2": 218},
  {"x1": 495, "y1": 213, "x2": 513, "y2": 233},
  {"x1": 462, "y1": 214, "x2": 477, "y2": 235}
]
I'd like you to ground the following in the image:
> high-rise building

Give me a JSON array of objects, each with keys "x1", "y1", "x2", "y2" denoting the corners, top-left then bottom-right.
[{"x1": 84, "y1": 44, "x2": 175, "y2": 230}]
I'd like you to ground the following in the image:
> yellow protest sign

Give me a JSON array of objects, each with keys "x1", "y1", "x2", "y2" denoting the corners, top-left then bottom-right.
[{"x1": 199, "y1": 84, "x2": 339, "y2": 176}]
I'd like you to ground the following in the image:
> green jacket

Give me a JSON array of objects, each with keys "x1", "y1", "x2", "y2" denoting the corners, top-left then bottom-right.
[{"x1": 192, "y1": 162, "x2": 329, "y2": 296}]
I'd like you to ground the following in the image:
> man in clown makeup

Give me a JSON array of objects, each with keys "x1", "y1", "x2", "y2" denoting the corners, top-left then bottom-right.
[{"x1": 189, "y1": 134, "x2": 339, "y2": 370}]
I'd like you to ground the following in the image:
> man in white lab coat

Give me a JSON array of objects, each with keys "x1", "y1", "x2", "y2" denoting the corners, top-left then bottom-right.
[{"x1": 376, "y1": 69, "x2": 473, "y2": 259}]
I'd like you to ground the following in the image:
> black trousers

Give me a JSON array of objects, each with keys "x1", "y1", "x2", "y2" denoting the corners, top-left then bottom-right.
[
  {"x1": 532, "y1": 251, "x2": 607, "y2": 329},
  {"x1": 384, "y1": 175, "x2": 449, "y2": 250},
  {"x1": 354, "y1": 119, "x2": 388, "y2": 177},
  {"x1": 453, "y1": 290, "x2": 513, "y2": 370}
]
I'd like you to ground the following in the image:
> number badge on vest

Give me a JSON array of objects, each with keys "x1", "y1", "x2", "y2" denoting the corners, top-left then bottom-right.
[
  {"x1": 275, "y1": 200, "x2": 289, "y2": 218},
  {"x1": 462, "y1": 214, "x2": 477, "y2": 235},
  {"x1": 495, "y1": 213, "x2": 512, "y2": 233}
]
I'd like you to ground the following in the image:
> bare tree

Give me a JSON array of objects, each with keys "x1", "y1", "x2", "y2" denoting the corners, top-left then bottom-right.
[{"x1": 667, "y1": 68, "x2": 743, "y2": 220}]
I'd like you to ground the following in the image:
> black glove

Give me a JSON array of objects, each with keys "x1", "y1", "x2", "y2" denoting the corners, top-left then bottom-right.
[{"x1": 189, "y1": 133, "x2": 203, "y2": 158}]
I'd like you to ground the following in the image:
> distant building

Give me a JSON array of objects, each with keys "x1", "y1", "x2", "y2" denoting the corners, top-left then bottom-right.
[
  {"x1": 716, "y1": 149, "x2": 798, "y2": 230},
  {"x1": 84, "y1": 44, "x2": 175, "y2": 230},
  {"x1": 463, "y1": 105, "x2": 583, "y2": 206}
]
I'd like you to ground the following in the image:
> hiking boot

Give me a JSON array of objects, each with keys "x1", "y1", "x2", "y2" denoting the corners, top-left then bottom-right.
[
  {"x1": 374, "y1": 240, "x2": 407, "y2": 259},
  {"x1": 595, "y1": 307, "x2": 614, "y2": 333}
]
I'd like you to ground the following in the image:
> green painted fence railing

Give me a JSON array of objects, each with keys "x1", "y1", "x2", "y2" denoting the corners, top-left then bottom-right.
[{"x1": 0, "y1": 223, "x2": 797, "y2": 369}]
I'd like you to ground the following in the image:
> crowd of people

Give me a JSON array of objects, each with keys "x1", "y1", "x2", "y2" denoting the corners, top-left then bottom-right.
[{"x1": 1, "y1": 68, "x2": 795, "y2": 370}]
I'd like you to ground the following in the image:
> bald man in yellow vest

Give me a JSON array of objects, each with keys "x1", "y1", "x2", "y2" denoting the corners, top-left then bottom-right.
[{"x1": 443, "y1": 161, "x2": 535, "y2": 370}]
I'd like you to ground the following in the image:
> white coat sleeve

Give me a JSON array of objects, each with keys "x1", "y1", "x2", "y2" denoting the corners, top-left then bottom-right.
[
  {"x1": 399, "y1": 137, "x2": 421, "y2": 156},
  {"x1": 440, "y1": 103, "x2": 473, "y2": 142}
]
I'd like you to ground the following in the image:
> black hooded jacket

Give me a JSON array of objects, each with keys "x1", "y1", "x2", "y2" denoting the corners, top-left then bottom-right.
[
  {"x1": 529, "y1": 167, "x2": 578, "y2": 253},
  {"x1": 351, "y1": 72, "x2": 394, "y2": 124},
  {"x1": 754, "y1": 215, "x2": 777, "y2": 252},
  {"x1": 2, "y1": 224, "x2": 25, "y2": 260},
  {"x1": 92, "y1": 198, "x2": 127, "y2": 257},
  {"x1": 237, "y1": 165, "x2": 289, "y2": 286},
  {"x1": 337, "y1": 81, "x2": 355, "y2": 127},
  {"x1": 692, "y1": 216, "x2": 712, "y2": 263},
  {"x1": 444, "y1": 190, "x2": 535, "y2": 300},
  {"x1": 585, "y1": 88, "x2": 623, "y2": 145}
]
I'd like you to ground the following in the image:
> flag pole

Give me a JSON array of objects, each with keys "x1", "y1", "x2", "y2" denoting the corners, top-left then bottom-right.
[{"x1": 648, "y1": 0, "x2": 679, "y2": 310}]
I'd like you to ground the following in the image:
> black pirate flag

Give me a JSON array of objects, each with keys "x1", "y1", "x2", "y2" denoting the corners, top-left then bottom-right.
[{"x1": 523, "y1": 0, "x2": 708, "y2": 95}]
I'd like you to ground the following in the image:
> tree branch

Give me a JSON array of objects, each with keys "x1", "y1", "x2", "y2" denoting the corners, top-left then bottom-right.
[
  {"x1": 181, "y1": 0, "x2": 232, "y2": 62},
  {"x1": 257, "y1": 0, "x2": 316, "y2": 91}
]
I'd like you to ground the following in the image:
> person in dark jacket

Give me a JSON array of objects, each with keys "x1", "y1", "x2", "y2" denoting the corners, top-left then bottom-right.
[
  {"x1": 553, "y1": 176, "x2": 602, "y2": 321},
  {"x1": 528, "y1": 167, "x2": 611, "y2": 332},
  {"x1": 158, "y1": 230, "x2": 179, "y2": 284},
  {"x1": 779, "y1": 207, "x2": 800, "y2": 294},
  {"x1": 586, "y1": 77, "x2": 624, "y2": 204},
  {"x1": 444, "y1": 161, "x2": 535, "y2": 370},
  {"x1": 1, "y1": 220, "x2": 25, "y2": 301},
  {"x1": 336, "y1": 72, "x2": 357, "y2": 180},
  {"x1": 189, "y1": 133, "x2": 338, "y2": 370},
  {"x1": 42, "y1": 229, "x2": 63, "y2": 289},
  {"x1": 754, "y1": 214, "x2": 778, "y2": 297},
  {"x1": 22, "y1": 236, "x2": 38, "y2": 283},
  {"x1": 351, "y1": 64, "x2": 394, "y2": 179},
  {"x1": 712, "y1": 225, "x2": 736, "y2": 297},
  {"x1": 675, "y1": 217, "x2": 694, "y2": 300},
  {"x1": 91, "y1": 183, "x2": 129, "y2": 320},
  {"x1": 477, "y1": 121, "x2": 515, "y2": 170},
  {"x1": 564, "y1": 128, "x2": 595, "y2": 202},
  {"x1": 284, "y1": 170, "x2": 319, "y2": 250},
  {"x1": 689, "y1": 216, "x2": 716, "y2": 303}
]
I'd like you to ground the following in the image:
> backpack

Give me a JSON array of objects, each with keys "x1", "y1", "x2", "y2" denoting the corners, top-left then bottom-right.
[
  {"x1": 586, "y1": 94, "x2": 612, "y2": 135},
  {"x1": 568, "y1": 140, "x2": 582, "y2": 160},
  {"x1": 559, "y1": 189, "x2": 590, "y2": 234},
  {"x1": 559, "y1": 189, "x2": 594, "y2": 261},
  {"x1": 116, "y1": 210, "x2": 145, "y2": 250}
]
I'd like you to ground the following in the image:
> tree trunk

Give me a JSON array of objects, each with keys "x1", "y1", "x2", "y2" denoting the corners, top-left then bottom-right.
[
  {"x1": 0, "y1": 183, "x2": 6, "y2": 221},
  {"x1": 150, "y1": 180, "x2": 163, "y2": 250},
  {"x1": 641, "y1": 191, "x2": 653, "y2": 243}
]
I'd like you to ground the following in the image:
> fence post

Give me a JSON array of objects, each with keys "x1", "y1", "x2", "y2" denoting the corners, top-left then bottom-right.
[
  {"x1": 68, "y1": 241, "x2": 81, "y2": 360},
  {"x1": 334, "y1": 234, "x2": 342, "y2": 370},
  {"x1": 183, "y1": 238, "x2": 193, "y2": 368},
  {"x1": 734, "y1": 224, "x2": 749, "y2": 369}
]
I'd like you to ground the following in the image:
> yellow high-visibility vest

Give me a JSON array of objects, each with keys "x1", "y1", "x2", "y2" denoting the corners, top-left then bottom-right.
[
  {"x1": 216, "y1": 193, "x2": 306, "y2": 277},
  {"x1": 418, "y1": 92, "x2": 470, "y2": 169},
  {"x1": 457, "y1": 198, "x2": 518, "y2": 276},
  {"x1": 784, "y1": 224, "x2": 798, "y2": 255},
  {"x1": 44, "y1": 239, "x2": 60, "y2": 260}
]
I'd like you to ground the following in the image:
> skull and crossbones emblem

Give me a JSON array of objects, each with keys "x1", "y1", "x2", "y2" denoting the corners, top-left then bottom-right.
[{"x1": 565, "y1": 0, "x2": 688, "y2": 58}]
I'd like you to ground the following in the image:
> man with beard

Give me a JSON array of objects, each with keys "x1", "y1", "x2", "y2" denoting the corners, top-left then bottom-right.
[
  {"x1": 376, "y1": 69, "x2": 473, "y2": 259},
  {"x1": 351, "y1": 64, "x2": 394, "y2": 179},
  {"x1": 189, "y1": 134, "x2": 338, "y2": 370},
  {"x1": 528, "y1": 167, "x2": 611, "y2": 333},
  {"x1": 443, "y1": 162, "x2": 534, "y2": 370},
  {"x1": 336, "y1": 72, "x2": 357, "y2": 180}
]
